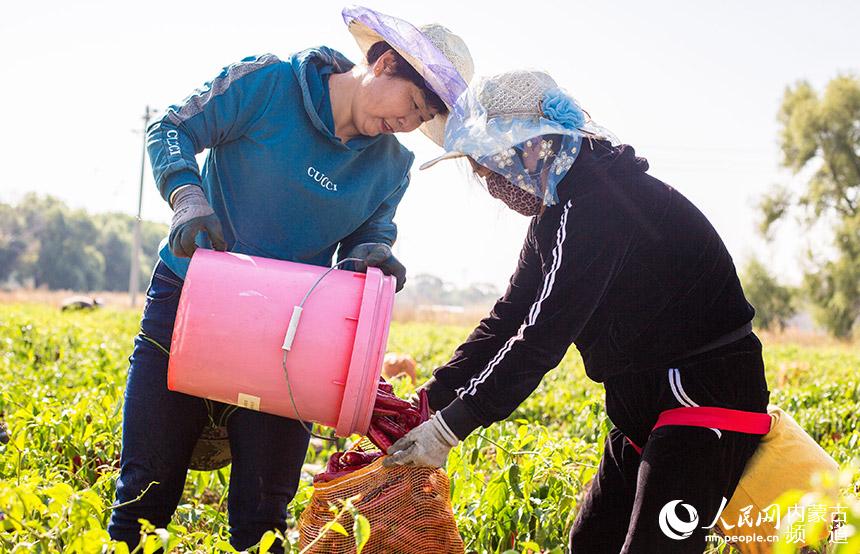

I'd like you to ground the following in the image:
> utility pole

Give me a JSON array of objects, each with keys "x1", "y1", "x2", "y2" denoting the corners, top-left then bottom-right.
[{"x1": 130, "y1": 105, "x2": 155, "y2": 307}]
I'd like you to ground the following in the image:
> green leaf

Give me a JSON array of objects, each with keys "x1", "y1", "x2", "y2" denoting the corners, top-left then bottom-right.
[
  {"x1": 353, "y1": 514, "x2": 371, "y2": 554},
  {"x1": 258, "y1": 530, "x2": 276, "y2": 554},
  {"x1": 214, "y1": 539, "x2": 238, "y2": 552},
  {"x1": 143, "y1": 535, "x2": 161, "y2": 554},
  {"x1": 329, "y1": 521, "x2": 348, "y2": 536}
]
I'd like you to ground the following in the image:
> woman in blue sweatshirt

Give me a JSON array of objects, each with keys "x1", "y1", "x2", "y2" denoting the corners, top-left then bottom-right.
[{"x1": 107, "y1": 7, "x2": 473, "y2": 552}]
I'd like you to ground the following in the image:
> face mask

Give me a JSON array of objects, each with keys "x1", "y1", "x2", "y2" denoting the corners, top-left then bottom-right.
[{"x1": 485, "y1": 172, "x2": 543, "y2": 216}]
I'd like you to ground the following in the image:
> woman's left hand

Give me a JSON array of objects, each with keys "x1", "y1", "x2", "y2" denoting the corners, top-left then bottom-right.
[{"x1": 345, "y1": 243, "x2": 407, "y2": 292}]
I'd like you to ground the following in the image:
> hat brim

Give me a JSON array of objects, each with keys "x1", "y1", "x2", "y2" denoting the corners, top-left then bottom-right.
[
  {"x1": 419, "y1": 150, "x2": 467, "y2": 171},
  {"x1": 420, "y1": 114, "x2": 446, "y2": 147}
]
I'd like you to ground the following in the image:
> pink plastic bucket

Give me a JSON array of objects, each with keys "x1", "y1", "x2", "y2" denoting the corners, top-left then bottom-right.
[{"x1": 166, "y1": 250, "x2": 396, "y2": 437}]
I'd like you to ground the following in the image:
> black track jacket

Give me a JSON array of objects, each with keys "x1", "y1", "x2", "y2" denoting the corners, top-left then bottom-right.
[{"x1": 425, "y1": 141, "x2": 756, "y2": 439}]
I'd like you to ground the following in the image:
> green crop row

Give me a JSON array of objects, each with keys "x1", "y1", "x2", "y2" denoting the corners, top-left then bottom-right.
[{"x1": 1, "y1": 305, "x2": 858, "y2": 553}]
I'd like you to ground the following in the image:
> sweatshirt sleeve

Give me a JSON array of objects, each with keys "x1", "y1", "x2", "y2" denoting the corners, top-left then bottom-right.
[
  {"x1": 423, "y1": 219, "x2": 544, "y2": 411},
  {"x1": 146, "y1": 54, "x2": 283, "y2": 203},
  {"x1": 438, "y1": 195, "x2": 637, "y2": 439},
  {"x1": 337, "y1": 171, "x2": 412, "y2": 258}
]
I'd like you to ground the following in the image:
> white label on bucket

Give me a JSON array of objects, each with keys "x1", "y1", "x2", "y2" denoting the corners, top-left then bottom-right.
[{"x1": 238, "y1": 393, "x2": 261, "y2": 411}]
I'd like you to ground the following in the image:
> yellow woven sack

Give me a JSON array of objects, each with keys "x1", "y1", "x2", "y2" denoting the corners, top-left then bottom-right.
[
  {"x1": 299, "y1": 457, "x2": 465, "y2": 553},
  {"x1": 717, "y1": 405, "x2": 840, "y2": 553}
]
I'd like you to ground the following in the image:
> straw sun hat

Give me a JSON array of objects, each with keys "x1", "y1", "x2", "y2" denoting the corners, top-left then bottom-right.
[
  {"x1": 342, "y1": 5, "x2": 474, "y2": 146},
  {"x1": 419, "y1": 70, "x2": 593, "y2": 169},
  {"x1": 419, "y1": 70, "x2": 612, "y2": 206}
]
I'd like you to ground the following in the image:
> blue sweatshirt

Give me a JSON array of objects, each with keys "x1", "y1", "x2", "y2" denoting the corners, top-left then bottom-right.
[{"x1": 147, "y1": 47, "x2": 415, "y2": 279}]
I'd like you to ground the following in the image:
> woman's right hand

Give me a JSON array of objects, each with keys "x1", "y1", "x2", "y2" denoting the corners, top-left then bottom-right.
[{"x1": 168, "y1": 185, "x2": 228, "y2": 258}]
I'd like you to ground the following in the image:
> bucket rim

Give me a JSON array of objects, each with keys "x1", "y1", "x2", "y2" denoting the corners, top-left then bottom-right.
[{"x1": 335, "y1": 267, "x2": 396, "y2": 436}]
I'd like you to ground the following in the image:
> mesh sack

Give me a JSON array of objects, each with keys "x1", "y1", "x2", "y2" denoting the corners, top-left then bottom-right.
[{"x1": 299, "y1": 457, "x2": 465, "y2": 553}]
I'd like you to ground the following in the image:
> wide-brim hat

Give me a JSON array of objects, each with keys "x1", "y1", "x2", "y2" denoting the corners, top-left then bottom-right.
[
  {"x1": 419, "y1": 70, "x2": 560, "y2": 170},
  {"x1": 418, "y1": 70, "x2": 615, "y2": 207},
  {"x1": 420, "y1": 70, "x2": 614, "y2": 171},
  {"x1": 342, "y1": 5, "x2": 474, "y2": 146}
]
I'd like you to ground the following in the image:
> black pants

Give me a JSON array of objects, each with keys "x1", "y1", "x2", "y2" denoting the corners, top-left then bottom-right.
[{"x1": 569, "y1": 335, "x2": 770, "y2": 553}]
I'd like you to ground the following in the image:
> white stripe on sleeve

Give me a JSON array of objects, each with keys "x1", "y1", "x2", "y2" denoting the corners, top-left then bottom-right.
[{"x1": 457, "y1": 200, "x2": 573, "y2": 398}]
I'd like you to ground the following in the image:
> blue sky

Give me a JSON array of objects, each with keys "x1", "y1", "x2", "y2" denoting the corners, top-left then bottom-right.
[{"x1": 1, "y1": 0, "x2": 857, "y2": 289}]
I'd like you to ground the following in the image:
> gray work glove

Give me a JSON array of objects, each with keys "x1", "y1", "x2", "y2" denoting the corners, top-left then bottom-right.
[
  {"x1": 383, "y1": 412, "x2": 459, "y2": 467},
  {"x1": 169, "y1": 185, "x2": 227, "y2": 258},
  {"x1": 345, "y1": 243, "x2": 407, "y2": 292}
]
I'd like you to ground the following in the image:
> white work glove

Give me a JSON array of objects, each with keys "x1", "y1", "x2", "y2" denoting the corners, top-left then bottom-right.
[{"x1": 383, "y1": 412, "x2": 459, "y2": 468}]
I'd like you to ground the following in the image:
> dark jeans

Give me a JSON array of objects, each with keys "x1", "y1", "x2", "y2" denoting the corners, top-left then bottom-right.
[
  {"x1": 108, "y1": 261, "x2": 310, "y2": 553},
  {"x1": 569, "y1": 335, "x2": 770, "y2": 553}
]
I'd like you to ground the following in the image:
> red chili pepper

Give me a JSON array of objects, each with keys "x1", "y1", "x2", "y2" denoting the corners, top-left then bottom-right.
[
  {"x1": 342, "y1": 450, "x2": 383, "y2": 467},
  {"x1": 374, "y1": 391, "x2": 412, "y2": 411},
  {"x1": 365, "y1": 450, "x2": 384, "y2": 462},
  {"x1": 373, "y1": 415, "x2": 408, "y2": 441},
  {"x1": 367, "y1": 425, "x2": 393, "y2": 451},
  {"x1": 400, "y1": 408, "x2": 423, "y2": 430},
  {"x1": 313, "y1": 469, "x2": 356, "y2": 484},
  {"x1": 314, "y1": 449, "x2": 385, "y2": 485},
  {"x1": 341, "y1": 451, "x2": 361, "y2": 466},
  {"x1": 326, "y1": 451, "x2": 344, "y2": 473},
  {"x1": 344, "y1": 461, "x2": 371, "y2": 472},
  {"x1": 418, "y1": 389, "x2": 430, "y2": 422},
  {"x1": 371, "y1": 405, "x2": 402, "y2": 418}
]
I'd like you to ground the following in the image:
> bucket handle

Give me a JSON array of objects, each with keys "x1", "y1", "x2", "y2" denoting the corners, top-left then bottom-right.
[{"x1": 281, "y1": 257, "x2": 366, "y2": 442}]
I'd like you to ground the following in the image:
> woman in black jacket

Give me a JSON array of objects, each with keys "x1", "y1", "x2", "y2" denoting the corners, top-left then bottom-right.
[{"x1": 386, "y1": 70, "x2": 770, "y2": 553}]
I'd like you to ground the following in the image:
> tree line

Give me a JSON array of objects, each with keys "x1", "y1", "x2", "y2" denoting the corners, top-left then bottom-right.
[
  {"x1": 0, "y1": 194, "x2": 167, "y2": 292},
  {"x1": 749, "y1": 74, "x2": 860, "y2": 338},
  {"x1": 396, "y1": 273, "x2": 501, "y2": 308}
]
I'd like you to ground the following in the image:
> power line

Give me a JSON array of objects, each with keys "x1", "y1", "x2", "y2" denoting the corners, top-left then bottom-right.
[{"x1": 129, "y1": 106, "x2": 157, "y2": 307}]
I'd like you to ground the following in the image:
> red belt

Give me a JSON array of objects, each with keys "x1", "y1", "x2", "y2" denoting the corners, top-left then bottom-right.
[{"x1": 626, "y1": 407, "x2": 772, "y2": 455}]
